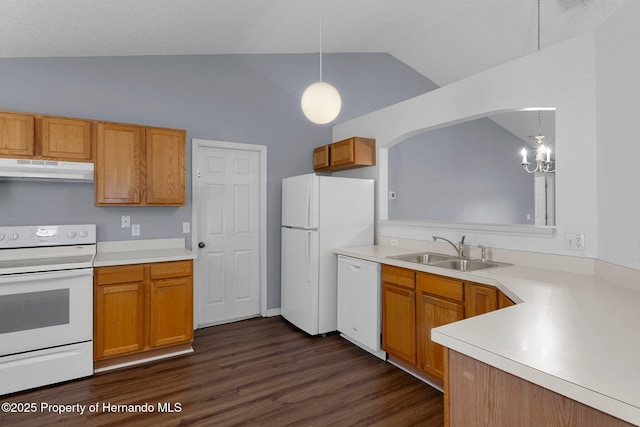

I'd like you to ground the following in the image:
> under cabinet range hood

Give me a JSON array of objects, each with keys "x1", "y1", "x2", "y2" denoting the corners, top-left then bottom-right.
[{"x1": 0, "y1": 158, "x2": 94, "y2": 181}]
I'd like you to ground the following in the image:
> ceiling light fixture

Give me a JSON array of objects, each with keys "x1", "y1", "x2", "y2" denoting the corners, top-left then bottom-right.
[
  {"x1": 301, "y1": 0, "x2": 341, "y2": 124},
  {"x1": 521, "y1": 0, "x2": 555, "y2": 174}
]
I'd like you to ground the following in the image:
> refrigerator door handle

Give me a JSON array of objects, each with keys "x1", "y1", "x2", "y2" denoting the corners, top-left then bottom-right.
[
  {"x1": 306, "y1": 179, "x2": 312, "y2": 228},
  {"x1": 305, "y1": 231, "x2": 312, "y2": 283}
]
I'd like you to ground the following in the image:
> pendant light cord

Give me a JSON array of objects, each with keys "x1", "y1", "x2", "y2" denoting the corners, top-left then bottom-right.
[
  {"x1": 537, "y1": 0, "x2": 541, "y2": 51},
  {"x1": 319, "y1": 0, "x2": 323, "y2": 82}
]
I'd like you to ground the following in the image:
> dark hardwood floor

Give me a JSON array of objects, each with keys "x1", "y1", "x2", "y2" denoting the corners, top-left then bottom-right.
[{"x1": 0, "y1": 316, "x2": 444, "y2": 426}]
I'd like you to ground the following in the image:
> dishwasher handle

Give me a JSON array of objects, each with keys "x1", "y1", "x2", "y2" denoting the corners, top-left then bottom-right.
[{"x1": 338, "y1": 255, "x2": 380, "y2": 271}]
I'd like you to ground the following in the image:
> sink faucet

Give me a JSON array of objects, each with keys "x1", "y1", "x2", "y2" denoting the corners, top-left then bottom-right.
[
  {"x1": 432, "y1": 235, "x2": 466, "y2": 258},
  {"x1": 477, "y1": 244, "x2": 487, "y2": 262}
]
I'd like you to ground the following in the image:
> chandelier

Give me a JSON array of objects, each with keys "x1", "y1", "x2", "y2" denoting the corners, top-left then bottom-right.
[
  {"x1": 521, "y1": 0, "x2": 555, "y2": 174},
  {"x1": 521, "y1": 111, "x2": 555, "y2": 173}
]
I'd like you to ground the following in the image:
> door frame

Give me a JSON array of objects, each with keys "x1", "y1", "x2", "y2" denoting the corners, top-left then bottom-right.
[{"x1": 191, "y1": 139, "x2": 268, "y2": 328}]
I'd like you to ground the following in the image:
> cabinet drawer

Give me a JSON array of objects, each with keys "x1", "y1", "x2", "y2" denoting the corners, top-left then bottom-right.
[
  {"x1": 417, "y1": 272, "x2": 464, "y2": 302},
  {"x1": 382, "y1": 265, "x2": 415, "y2": 290},
  {"x1": 95, "y1": 264, "x2": 145, "y2": 285},
  {"x1": 150, "y1": 260, "x2": 193, "y2": 279}
]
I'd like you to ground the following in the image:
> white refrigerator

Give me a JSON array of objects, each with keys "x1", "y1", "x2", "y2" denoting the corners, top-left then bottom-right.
[{"x1": 281, "y1": 173, "x2": 374, "y2": 335}]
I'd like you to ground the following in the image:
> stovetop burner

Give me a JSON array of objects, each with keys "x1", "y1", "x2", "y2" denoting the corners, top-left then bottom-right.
[{"x1": 0, "y1": 225, "x2": 96, "y2": 274}]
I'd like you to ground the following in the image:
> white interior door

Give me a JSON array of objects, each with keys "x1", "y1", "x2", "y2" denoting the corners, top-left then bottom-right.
[{"x1": 195, "y1": 143, "x2": 263, "y2": 327}]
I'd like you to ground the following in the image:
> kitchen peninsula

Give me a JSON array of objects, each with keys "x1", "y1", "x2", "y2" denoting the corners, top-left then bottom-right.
[{"x1": 335, "y1": 244, "x2": 640, "y2": 426}]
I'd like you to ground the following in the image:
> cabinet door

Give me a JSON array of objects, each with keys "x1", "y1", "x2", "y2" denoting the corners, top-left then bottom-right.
[
  {"x1": 95, "y1": 123, "x2": 142, "y2": 205},
  {"x1": 329, "y1": 137, "x2": 375, "y2": 169},
  {"x1": 39, "y1": 117, "x2": 92, "y2": 161},
  {"x1": 417, "y1": 293, "x2": 464, "y2": 379},
  {"x1": 465, "y1": 283, "x2": 498, "y2": 318},
  {"x1": 330, "y1": 138, "x2": 356, "y2": 166},
  {"x1": 94, "y1": 281, "x2": 145, "y2": 359},
  {"x1": 498, "y1": 290, "x2": 516, "y2": 309},
  {"x1": 150, "y1": 275, "x2": 193, "y2": 347},
  {"x1": 382, "y1": 283, "x2": 416, "y2": 364},
  {"x1": 0, "y1": 112, "x2": 35, "y2": 157},
  {"x1": 313, "y1": 145, "x2": 330, "y2": 170},
  {"x1": 145, "y1": 128, "x2": 185, "y2": 205}
]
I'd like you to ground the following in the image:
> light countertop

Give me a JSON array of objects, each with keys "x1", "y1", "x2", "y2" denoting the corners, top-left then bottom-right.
[
  {"x1": 93, "y1": 238, "x2": 196, "y2": 267},
  {"x1": 335, "y1": 245, "x2": 640, "y2": 426}
]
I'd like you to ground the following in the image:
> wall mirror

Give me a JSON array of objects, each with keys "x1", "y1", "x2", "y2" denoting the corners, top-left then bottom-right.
[{"x1": 387, "y1": 109, "x2": 556, "y2": 226}]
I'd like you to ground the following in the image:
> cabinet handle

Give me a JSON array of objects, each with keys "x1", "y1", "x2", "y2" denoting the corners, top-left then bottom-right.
[{"x1": 198, "y1": 242, "x2": 206, "y2": 248}]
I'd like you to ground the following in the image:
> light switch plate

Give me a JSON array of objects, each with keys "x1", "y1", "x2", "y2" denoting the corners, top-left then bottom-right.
[
  {"x1": 132, "y1": 224, "x2": 140, "y2": 236},
  {"x1": 182, "y1": 222, "x2": 191, "y2": 234},
  {"x1": 121, "y1": 215, "x2": 131, "y2": 228}
]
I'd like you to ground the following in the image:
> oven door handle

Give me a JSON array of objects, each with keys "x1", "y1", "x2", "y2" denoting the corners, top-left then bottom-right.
[{"x1": 0, "y1": 268, "x2": 92, "y2": 284}]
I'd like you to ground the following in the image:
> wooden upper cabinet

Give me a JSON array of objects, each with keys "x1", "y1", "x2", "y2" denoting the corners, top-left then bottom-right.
[
  {"x1": 313, "y1": 145, "x2": 330, "y2": 170},
  {"x1": 95, "y1": 124, "x2": 185, "y2": 206},
  {"x1": 38, "y1": 117, "x2": 93, "y2": 161},
  {"x1": 0, "y1": 112, "x2": 35, "y2": 157},
  {"x1": 331, "y1": 137, "x2": 375, "y2": 168},
  {"x1": 312, "y1": 137, "x2": 376, "y2": 172},
  {"x1": 145, "y1": 128, "x2": 186, "y2": 205},
  {"x1": 95, "y1": 123, "x2": 142, "y2": 205}
]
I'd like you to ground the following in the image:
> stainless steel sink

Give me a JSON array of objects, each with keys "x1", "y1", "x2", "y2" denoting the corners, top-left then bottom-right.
[
  {"x1": 388, "y1": 251, "x2": 510, "y2": 272},
  {"x1": 429, "y1": 258, "x2": 510, "y2": 272},
  {"x1": 388, "y1": 252, "x2": 452, "y2": 264}
]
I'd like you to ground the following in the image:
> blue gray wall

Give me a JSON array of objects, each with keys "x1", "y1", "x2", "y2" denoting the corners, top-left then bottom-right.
[
  {"x1": 388, "y1": 117, "x2": 534, "y2": 224},
  {"x1": 0, "y1": 53, "x2": 436, "y2": 309}
]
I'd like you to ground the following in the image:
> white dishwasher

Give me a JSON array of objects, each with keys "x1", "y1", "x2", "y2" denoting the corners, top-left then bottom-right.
[{"x1": 337, "y1": 255, "x2": 385, "y2": 360}]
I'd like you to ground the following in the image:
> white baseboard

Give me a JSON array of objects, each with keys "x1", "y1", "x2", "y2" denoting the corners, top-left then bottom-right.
[{"x1": 265, "y1": 308, "x2": 281, "y2": 317}]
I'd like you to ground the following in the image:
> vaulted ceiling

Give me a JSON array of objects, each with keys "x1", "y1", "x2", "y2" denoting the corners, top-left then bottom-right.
[{"x1": 0, "y1": 0, "x2": 625, "y2": 86}]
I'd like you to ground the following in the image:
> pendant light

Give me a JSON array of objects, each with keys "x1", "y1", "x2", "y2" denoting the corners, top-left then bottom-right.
[
  {"x1": 301, "y1": 0, "x2": 341, "y2": 124},
  {"x1": 520, "y1": 0, "x2": 555, "y2": 174}
]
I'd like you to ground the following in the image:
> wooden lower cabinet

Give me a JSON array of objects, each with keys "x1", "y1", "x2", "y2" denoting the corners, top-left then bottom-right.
[
  {"x1": 417, "y1": 293, "x2": 464, "y2": 379},
  {"x1": 382, "y1": 264, "x2": 516, "y2": 384},
  {"x1": 94, "y1": 260, "x2": 193, "y2": 365},
  {"x1": 465, "y1": 282, "x2": 498, "y2": 318},
  {"x1": 446, "y1": 350, "x2": 634, "y2": 427},
  {"x1": 381, "y1": 265, "x2": 416, "y2": 365},
  {"x1": 416, "y1": 272, "x2": 465, "y2": 380}
]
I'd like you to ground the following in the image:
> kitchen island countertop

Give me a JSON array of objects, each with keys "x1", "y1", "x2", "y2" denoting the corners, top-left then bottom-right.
[{"x1": 335, "y1": 244, "x2": 640, "y2": 426}]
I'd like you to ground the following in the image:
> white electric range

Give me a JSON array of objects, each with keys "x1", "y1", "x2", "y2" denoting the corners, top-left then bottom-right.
[{"x1": 0, "y1": 224, "x2": 96, "y2": 395}]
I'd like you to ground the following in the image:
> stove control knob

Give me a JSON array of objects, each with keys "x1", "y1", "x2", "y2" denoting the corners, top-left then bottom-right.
[
  {"x1": 67, "y1": 231, "x2": 77, "y2": 238},
  {"x1": 9, "y1": 233, "x2": 19, "y2": 240},
  {"x1": 79, "y1": 230, "x2": 89, "y2": 238},
  {"x1": 0, "y1": 234, "x2": 4, "y2": 241}
]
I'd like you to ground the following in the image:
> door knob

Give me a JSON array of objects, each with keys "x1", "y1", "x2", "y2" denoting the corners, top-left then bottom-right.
[{"x1": 198, "y1": 242, "x2": 206, "y2": 248}]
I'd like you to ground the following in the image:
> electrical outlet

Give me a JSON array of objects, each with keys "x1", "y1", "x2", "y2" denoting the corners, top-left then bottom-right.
[
  {"x1": 121, "y1": 215, "x2": 131, "y2": 228},
  {"x1": 390, "y1": 239, "x2": 399, "y2": 247},
  {"x1": 132, "y1": 224, "x2": 140, "y2": 237},
  {"x1": 182, "y1": 222, "x2": 191, "y2": 234},
  {"x1": 565, "y1": 232, "x2": 585, "y2": 251}
]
